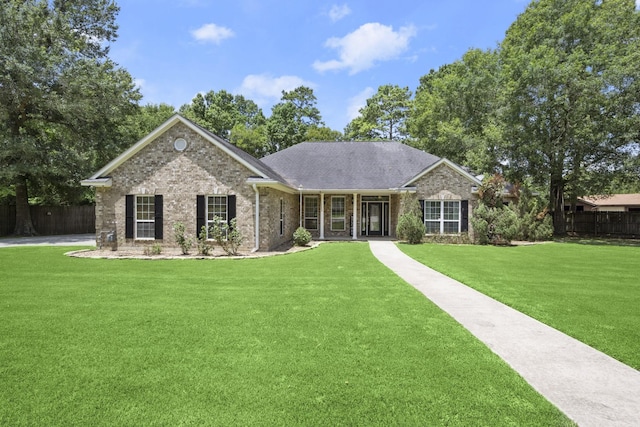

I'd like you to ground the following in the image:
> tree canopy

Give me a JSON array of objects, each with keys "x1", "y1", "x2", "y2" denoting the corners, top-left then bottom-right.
[
  {"x1": 345, "y1": 85, "x2": 412, "y2": 141},
  {"x1": 499, "y1": 0, "x2": 640, "y2": 233},
  {"x1": 408, "y1": 49, "x2": 502, "y2": 174},
  {"x1": 266, "y1": 86, "x2": 323, "y2": 152},
  {"x1": 0, "y1": 0, "x2": 140, "y2": 234},
  {"x1": 179, "y1": 90, "x2": 265, "y2": 139}
]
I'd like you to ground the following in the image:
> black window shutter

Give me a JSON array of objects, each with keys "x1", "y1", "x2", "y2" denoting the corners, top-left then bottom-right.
[
  {"x1": 125, "y1": 195, "x2": 134, "y2": 238},
  {"x1": 461, "y1": 200, "x2": 469, "y2": 232},
  {"x1": 227, "y1": 195, "x2": 236, "y2": 228},
  {"x1": 154, "y1": 195, "x2": 163, "y2": 239},
  {"x1": 419, "y1": 199, "x2": 425, "y2": 220},
  {"x1": 197, "y1": 195, "x2": 206, "y2": 236}
]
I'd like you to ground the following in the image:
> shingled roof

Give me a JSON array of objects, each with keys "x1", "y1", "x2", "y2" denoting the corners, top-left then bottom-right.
[
  {"x1": 580, "y1": 194, "x2": 640, "y2": 207},
  {"x1": 260, "y1": 141, "x2": 441, "y2": 190}
]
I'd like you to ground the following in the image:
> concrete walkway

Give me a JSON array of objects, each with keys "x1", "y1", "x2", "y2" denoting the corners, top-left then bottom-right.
[{"x1": 369, "y1": 240, "x2": 640, "y2": 427}]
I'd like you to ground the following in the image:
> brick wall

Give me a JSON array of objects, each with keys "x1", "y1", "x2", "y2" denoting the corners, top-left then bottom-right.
[
  {"x1": 413, "y1": 163, "x2": 479, "y2": 239},
  {"x1": 96, "y1": 122, "x2": 261, "y2": 251}
]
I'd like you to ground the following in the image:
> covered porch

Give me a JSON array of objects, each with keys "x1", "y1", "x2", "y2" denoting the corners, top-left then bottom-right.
[{"x1": 298, "y1": 190, "x2": 408, "y2": 241}]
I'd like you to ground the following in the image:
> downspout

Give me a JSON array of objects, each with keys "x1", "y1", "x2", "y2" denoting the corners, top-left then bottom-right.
[{"x1": 252, "y1": 184, "x2": 260, "y2": 252}]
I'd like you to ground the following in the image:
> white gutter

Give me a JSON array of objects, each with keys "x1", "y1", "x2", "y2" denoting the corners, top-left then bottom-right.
[
  {"x1": 252, "y1": 184, "x2": 260, "y2": 252},
  {"x1": 80, "y1": 178, "x2": 112, "y2": 187}
]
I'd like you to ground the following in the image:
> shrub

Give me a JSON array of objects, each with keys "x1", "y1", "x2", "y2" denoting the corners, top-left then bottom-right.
[
  {"x1": 173, "y1": 222, "x2": 194, "y2": 255},
  {"x1": 143, "y1": 243, "x2": 162, "y2": 256},
  {"x1": 397, "y1": 214, "x2": 425, "y2": 244},
  {"x1": 471, "y1": 203, "x2": 519, "y2": 245},
  {"x1": 396, "y1": 192, "x2": 425, "y2": 244},
  {"x1": 293, "y1": 227, "x2": 312, "y2": 246},
  {"x1": 197, "y1": 225, "x2": 213, "y2": 256},
  {"x1": 472, "y1": 175, "x2": 552, "y2": 245},
  {"x1": 210, "y1": 216, "x2": 244, "y2": 256},
  {"x1": 510, "y1": 189, "x2": 553, "y2": 241}
]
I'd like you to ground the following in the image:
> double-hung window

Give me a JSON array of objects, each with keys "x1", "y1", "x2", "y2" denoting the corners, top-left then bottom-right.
[
  {"x1": 331, "y1": 196, "x2": 346, "y2": 231},
  {"x1": 424, "y1": 200, "x2": 460, "y2": 234},
  {"x1": 207, "y1": 195, "x2": 228, "y2": 239},
  {"x1": 304, "y1": 196, "x2": 319, "y2": 230},
  {"x1": 135, "y1": 195, "x2": 155, "y2": 239}
]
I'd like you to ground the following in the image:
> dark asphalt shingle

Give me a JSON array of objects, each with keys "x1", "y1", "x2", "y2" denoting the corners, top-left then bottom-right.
[{"x1": 260, "y1": 141, "x2": 441, "y2": 190}]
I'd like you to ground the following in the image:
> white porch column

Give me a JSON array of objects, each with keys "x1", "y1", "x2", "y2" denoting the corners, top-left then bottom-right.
[
  {"x1": 252, "y1": 184, "x2": 260, "y2": 252},
  {"x1": 319, "y1": 193, "x2": 325, "y2": 240},
  {"x1": 352, "y1": 193, "x2": 358, "y2": 240}
]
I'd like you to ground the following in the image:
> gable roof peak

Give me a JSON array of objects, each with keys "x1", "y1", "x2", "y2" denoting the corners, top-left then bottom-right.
[{"x1": 82, "y1": 114, "x2": 286, "y2": 185}]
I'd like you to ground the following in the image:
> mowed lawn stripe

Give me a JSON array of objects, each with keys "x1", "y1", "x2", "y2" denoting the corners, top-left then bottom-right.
[
  {"x1": 0, "y1": 244, "x2": 571, "y2": 426},
  {"x1": 399, "y1": 242, "x2": 640, "y2": 370}
]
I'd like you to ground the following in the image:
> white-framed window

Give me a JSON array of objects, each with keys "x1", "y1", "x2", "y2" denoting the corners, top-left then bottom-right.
[
  {"x1": 331, "y1": 196, "x2": 346, "y2": 231},
  {"x1": 135, "y1": 195, "x2": 155, "y2": 239},
  {"x1": 207, "y1": 195, "x2": 228, "y2": 239},
  {"x1": 424, "y1": 200, "x2": 460, "y2": 234},
  {"x1": 304, "y1": 196, "x2": 319, "y2": 230},
  {"x1": 279, "y1": 198, "x2": 285, "y2": 236}
]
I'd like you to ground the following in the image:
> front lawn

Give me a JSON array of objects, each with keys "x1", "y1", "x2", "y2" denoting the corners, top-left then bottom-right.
[
  {"x1": 399, "y1": 242, "x2": 640, "y2": 370},
  {"x1": 0, "y1": 244, "x2": 571, "y2": 426}
]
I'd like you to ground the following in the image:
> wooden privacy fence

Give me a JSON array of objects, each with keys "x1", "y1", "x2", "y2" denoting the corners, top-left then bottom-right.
[
  {"x1": 565, "y1": 211, "x2": 640, "y2": 238},
  {"x1": 0, "y1": 205, "x2": 95, "y2": 237}
]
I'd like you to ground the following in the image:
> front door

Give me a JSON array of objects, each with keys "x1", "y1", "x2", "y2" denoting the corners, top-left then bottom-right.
[{"x1": 366, "y1": 202, "x2": 383, "y2": 236}]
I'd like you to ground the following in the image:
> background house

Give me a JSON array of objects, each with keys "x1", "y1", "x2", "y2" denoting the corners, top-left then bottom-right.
[{"x1": 566, "y1": 194, "x2": 640, "y2": 212}]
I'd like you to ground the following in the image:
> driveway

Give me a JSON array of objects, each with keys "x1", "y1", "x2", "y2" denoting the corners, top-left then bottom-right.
[{"x1": 0, "y1": 234, "x2": 95, "y2": 247}]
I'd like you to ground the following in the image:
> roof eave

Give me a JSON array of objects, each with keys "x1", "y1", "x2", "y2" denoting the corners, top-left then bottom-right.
[
  {"x1": 246, "y1": 178, "x2": 297, "y2": 194},
  {"x1": 292, "y1": 187, "x2": 417, "y2": 195},
  {"x1": 80, "y1": 178, "x2": 112, "y2": 187}
]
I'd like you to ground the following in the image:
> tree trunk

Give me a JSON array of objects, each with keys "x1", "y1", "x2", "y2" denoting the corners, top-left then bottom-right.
[
  {"x1": 550, "y1": 172, "x2": 566, "y2": 236},
  {"x1": 13, "y1": 175, "x2": 38, "y2": 236}
]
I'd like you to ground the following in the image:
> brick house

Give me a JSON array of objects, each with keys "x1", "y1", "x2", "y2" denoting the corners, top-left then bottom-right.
[{"x1": 82, "y1": 114, "x2": 481, "y2": 251}]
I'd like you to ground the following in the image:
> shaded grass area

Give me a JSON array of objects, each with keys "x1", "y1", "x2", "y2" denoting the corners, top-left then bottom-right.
[
  {"x1": 399, "y1": 242, "x2": 640, "y2": 370},
  {"x1": 0, "y1": 244, "x2": 571, "y2": 426}
]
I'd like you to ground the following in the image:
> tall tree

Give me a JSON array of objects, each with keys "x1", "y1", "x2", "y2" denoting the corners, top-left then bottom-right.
[
  {"x1": 345, "y1": 85, "x2": 412, "y2": 141},
  {"x1": 179, "y1": 90, "x2": 265, "y2": 139},
  {"x1": 179, "y1": 90, "x2": 268, "y2": 157},
  {"x1": 305, "y1": 125, "x2": 343, "y2": 142},
  {"x1": 408, "y1": 49, "x2": 502, "y2": 174},
  {"x1": 229, "y1": 123, "x2": 269, "y2": 158},
  {"x1": 0, "y1": 0, "x2": 140, "y2": 234},
  {"x1": 117, "y1": 103, "x2": 176, "y2": 154},
  {"x1": 500, "y1": 0, "x2": 640, "y2": 234},
  {"x1": 266, "y1": 86, "x2": 323, "y2": 152}
]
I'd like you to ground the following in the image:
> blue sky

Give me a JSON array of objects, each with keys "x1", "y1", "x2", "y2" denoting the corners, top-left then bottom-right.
[{"x1": 110, "y1": 0, "x2": 533, "y2": 132}]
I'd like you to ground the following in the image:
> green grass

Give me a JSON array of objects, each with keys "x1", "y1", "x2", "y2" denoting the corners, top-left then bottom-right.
[
  {"x1": 399, "y1": 242, "x2": 640, "y2": 370},
  {"x1": 0, "y1": 244, "x2": 571, "y2": 426}
]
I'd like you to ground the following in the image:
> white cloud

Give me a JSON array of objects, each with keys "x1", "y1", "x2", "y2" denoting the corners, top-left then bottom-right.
[
  {"x1": 133, "y1": 78, "x2": 146, "y2": 90},
  {"x1": 191, "y1": 23, "x2": 235, "y2": 44},
  {"x1": 328, "y1": 4, "x2": 351, "y2": 22},
  {"x1": 636, "y1": 0, "x2": 639, "y2": 9},
  {"x1": 238, "y1": 74, "x2": 316, "y2": 104},
  {"x1": 347, "y1": 87, "x2": 375, "y2": 121},
  {"x1": 313, "y1": 23, "x2": 417, "y2": 75}
]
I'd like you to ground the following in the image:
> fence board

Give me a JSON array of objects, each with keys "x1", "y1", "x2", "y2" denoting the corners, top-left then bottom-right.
[
  {"x1": 0, "y1": 205, "x2": 95, "y2": 237},
  {"x1": 566, "y1": 211, "x2": 640, "y2": 237}
]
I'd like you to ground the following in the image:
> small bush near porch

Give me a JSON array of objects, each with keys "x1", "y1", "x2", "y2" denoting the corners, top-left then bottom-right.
[
  {"x1": 399, "y1": 242, "x2": 640, "y2": 370},
  {"x1": 0, "y1": 244, "x2": 570, "y2": 426}
]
